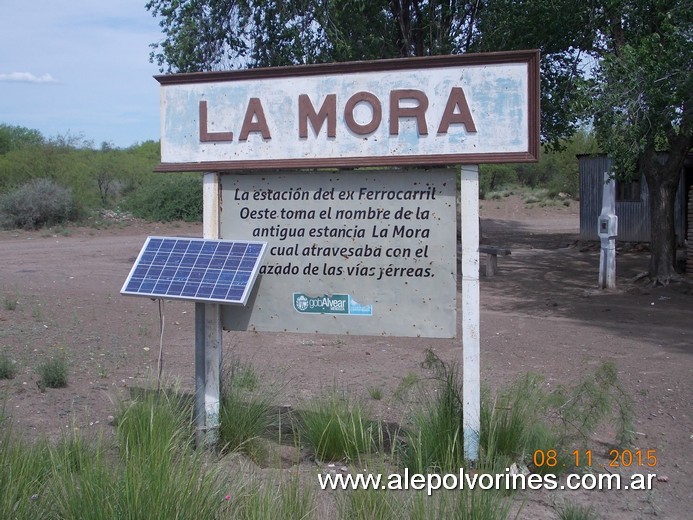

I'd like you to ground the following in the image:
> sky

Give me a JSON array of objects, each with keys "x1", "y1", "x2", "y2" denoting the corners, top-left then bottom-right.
[{"x1": 0, "y1": 1, "x2": 164, "y2": 149}]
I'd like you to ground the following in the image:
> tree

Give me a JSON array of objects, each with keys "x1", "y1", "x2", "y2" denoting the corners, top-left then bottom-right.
[
  {"x1": 462, "y1": 0, "x2": 691, "y2": 284},
  {"x1": 95, "y1": 142, "x2": 118, "y2": 205},
  {"x1": 0, "y1": 124, "x2": 44, "y2": 154},
  {"x1": 591, "y1": 0, "x2": 692, "y2": 284},
  {"x1": 146, "y1": 1, "x2": 483, "y2": 71}
]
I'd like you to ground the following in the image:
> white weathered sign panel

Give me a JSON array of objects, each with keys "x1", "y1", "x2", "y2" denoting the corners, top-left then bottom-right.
[
  {"x1": 156, "y1": 51, "x2": 540, "y2": 171},
  {"x1": 220, "y1": 169, "x2": 457, "y2": 337}
]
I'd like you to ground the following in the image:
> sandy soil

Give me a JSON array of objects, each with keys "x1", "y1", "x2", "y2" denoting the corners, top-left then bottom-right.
[{"x1": 0, "y1": 195, "x2": 691, "y2": 519}]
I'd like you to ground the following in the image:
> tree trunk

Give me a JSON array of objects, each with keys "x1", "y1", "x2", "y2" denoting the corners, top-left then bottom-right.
[{"x1": 643, "y1": 159, "x2": 681, "y2": 285}]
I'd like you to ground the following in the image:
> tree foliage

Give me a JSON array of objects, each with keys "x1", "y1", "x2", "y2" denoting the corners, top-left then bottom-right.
[
  {"x1": 590, "y1": 0, "x2": 692, "y2": 283},
  {"x1": 146, "y1": 1, "x2": 484, "y2": 71},
  {"x1": 472, "y1": 0, "x2": 596, "y2": 150},
  {"x1": 0, "y1": 127, "x2": 164, "y2": 222},
  {"x1": 0, "y1": 124, "x2": 44, "y2": 154}
]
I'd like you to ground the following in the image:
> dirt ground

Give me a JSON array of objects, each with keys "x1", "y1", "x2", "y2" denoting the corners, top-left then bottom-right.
[{"x1": 0, "y1": 195, "x2": 691, "y2": 519}]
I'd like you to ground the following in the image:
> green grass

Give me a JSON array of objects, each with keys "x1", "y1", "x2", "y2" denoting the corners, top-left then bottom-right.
[
  {"x1": 393, "y1": 371, "x2": 419, "y2": 402},
  {"x1": 402, "y1": 351, "x2": 630, "y2": 479},
  {"x1": 36, "y1": 352, "x2": 69, "y2": 388},
  {"x1": 115, "y1": 386, "x2": 192, "y2": 460},
  {"x1": 299, "y1": 386, "x2": 381, "y2": 462},
  {"x1": 3, "y1": 293, "x2": 18, "y2": 310},
  {"x1": 0, "y1": 356, "x2": 634, "y2": 519},
  {"x1": 480, "y1": 374, "x2": 561, "y2": 473},
  {"x1": 0, "y1": 426, "x2": 53, "y2": 519},
  {"x1": 0, "y1": 351, "x2": 17, "y2": 379},
  {"x1": 408, "y1": 487, "x2": 514, "y2": 520},
  {"x1": 228, "y1": 471, "x2": 316, "y2": 519},
  {"x1": 367, "y1": 385, "x2": 384, "y2": 401},
  {"x1": 554, "y1": 501, "x2": 601, "y2": 520},
  {"x1": 218, "y1": 360, "x2": 276, "y2": 459},
  {"x1": 53, "y1": 386, "x2": 224, "y2": 519},
  {"x1": 403, "y1": 350, "x2": 465, "y2": 473},
  {"x1": 338, "y1": 487, "x2": 403, "y2": 519}
]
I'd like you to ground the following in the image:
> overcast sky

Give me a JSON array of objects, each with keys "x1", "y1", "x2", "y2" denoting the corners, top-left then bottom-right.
[{"x1": 0, "y1": 1, "x2": 164, "y2": 148}]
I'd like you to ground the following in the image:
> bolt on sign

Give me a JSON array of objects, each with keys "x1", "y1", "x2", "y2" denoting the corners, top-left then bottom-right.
[{"x1": 155, "y1": 51, "x2": 540, "y2": 338}]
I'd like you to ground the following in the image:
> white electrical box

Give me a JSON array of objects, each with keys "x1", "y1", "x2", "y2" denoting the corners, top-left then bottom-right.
[{"x1": 598, "y1": 214, "x2": 618, "y2": 238}]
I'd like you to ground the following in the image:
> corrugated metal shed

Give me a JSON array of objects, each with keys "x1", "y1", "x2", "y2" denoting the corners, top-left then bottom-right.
[{"x1": 579, "y1": 154, "x2": 688, "y2": 245}]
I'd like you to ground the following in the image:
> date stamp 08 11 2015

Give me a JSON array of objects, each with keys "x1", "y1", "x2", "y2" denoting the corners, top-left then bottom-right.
[{"x1": 533, "y1": 449, "x2": 658, "y2": 469}]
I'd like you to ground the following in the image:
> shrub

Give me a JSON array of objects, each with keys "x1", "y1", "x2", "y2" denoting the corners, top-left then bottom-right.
[
  {"x1": 0, "y1": 351, "x2": 16, "y2": 380},
  {"x1": 0, "y1": 178, "x2": 79, "y2": 229},
  {"x1": 36, "y1": 352, "x2": 69, "y2": 389},
  {"x1": 479, "y1": 164, "x2": 518, "y2": 194},
  {"x1": 122, "y1": 174, "x2": 202, "y2": 222}
]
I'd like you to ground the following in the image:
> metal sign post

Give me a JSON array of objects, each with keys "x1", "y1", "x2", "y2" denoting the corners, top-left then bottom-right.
[
  {"x1": 460, "y1": 165, "x2": 480, "y2": 461},
  {"x1": 195, "y1": 172, "x2": 223, "y2": 447}
]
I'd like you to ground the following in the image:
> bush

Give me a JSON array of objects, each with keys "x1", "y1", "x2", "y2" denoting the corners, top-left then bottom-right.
[
  {"x1": 0, "y1": 178, "x2": 79, "y2": 229},
  {"x1": 122, "y1": 174, "x2": 202, "y2": 222},
  {"x1": 36, "y1": 353, "x2": 69, "y2": 389},
  {"x1": 0, "y1": 351, "x2": 16, "y2": 380},
  {"x1": 479, "y1": 164, "x2": 518, "y2": 194}
]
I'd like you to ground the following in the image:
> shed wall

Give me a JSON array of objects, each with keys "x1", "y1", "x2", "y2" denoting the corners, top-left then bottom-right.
[{"x1": 579, "y1": 156, "x2": 686, "y2": 244}]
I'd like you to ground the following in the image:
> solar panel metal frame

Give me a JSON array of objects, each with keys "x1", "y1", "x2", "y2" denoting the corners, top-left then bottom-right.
[{"x1": 121, "y1": 236, "x2": 267, "y2": 305}]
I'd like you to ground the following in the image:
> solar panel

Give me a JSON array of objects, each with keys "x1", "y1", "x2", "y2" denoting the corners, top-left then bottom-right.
[{"x1": 121, "y1": 236, "x2": 267, "y2": 305}]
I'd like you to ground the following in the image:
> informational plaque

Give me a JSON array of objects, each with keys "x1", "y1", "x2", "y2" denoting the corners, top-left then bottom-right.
[{"x1": 221, "y1": 169, "x2": 457, "y2": 337}]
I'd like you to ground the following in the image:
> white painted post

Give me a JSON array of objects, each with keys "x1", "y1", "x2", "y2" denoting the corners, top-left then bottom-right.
[
  {"x1": 460, "y1": 165, "x2": 480, "y2": 462},
  {"x1": 598, "y1": 172, "x2": 618, "y2": 289},
  {"x1": 196, "y1": 172, "x2": 222, "y2": 448}
]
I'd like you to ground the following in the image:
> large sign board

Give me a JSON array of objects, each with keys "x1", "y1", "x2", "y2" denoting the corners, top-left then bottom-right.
[
  {"x1": 155, "y1": 51, "x2": 540, "y2": 172},
  {"x1": 220, "y1": 169, "x2": 457, "y2": 337}
]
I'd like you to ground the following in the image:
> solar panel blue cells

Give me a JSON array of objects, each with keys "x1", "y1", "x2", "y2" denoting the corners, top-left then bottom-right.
[{"x1": 121, "y1": 237, "x2": 267, "y2": 305}]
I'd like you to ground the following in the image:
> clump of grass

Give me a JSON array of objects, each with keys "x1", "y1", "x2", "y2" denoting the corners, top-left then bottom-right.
[
  {"x1": 405, "y1": 351, "x2": 634, "y2": 476},
  {"x1": 408, "y1": 487, "x2": 512, "y2": 520},
  {"x1": 550, "y1": 360, "x2": 635, "y2": 449},
  {"x1": 51, "y1": 385, "x2": 224, "y2": 519},
  {"x1": 299, "y1": 385, "x2": 381, "y2": 462},
  {"x1": 218, "y1": 359, "x2": 275, "y2": 459},
  {"x1": 554, "y1": 501, "x2": 601, "y2": 520},
  {"x1": 0, "y1": 351, "x2": 17, "y2": 380},
  {"x1": 3, "y1": 294, "x2": 18, "y2": 310},
  {"x1": 393, "y1": 372, "x2": 419, "y2": 402},
  {"x1": 481, "y1": 373, "x2": 563, "y2": 472},
  {"x1": 0, "y1": 428, "x2": 52, "y2": 519},
  {"x1": 233, "y1": 362, "x2": 259, "y2": 391},
  {"x1": 228, "y1": 471, "x2": 315, "y2": 519},
  {"x1": 403, "y1": 350, "x2": 464, "y2": 473},
  {"x1": 115, "y1": 386, "x2": 192, "y2": 460},
  {"x1": 338, "y1": 487, "x2": 402, "y2": 519},
  {"x1": 367, "y1": 386, "x2": 384, "y2": 401},
  {"x1": 36, "y1": 352, "x2": 69, "y2": 388}
]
